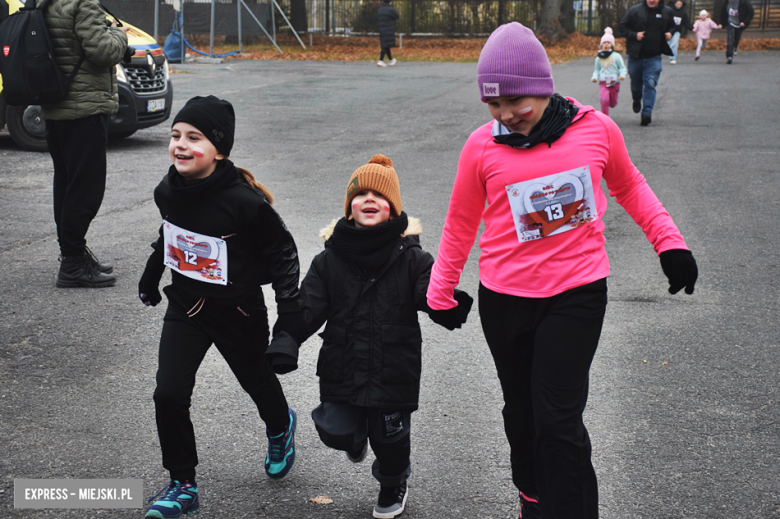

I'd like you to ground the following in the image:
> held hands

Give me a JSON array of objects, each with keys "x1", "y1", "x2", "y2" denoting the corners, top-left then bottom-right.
[
  {"x1": 659, "y1": 249, "x2": 698, "y2": 295},
  {"x1": 267, "y1": 310, "x2": 308, "y2": 375},
  {"x1": 427, "y1": 290, "x2": 474, "y2": 331}
]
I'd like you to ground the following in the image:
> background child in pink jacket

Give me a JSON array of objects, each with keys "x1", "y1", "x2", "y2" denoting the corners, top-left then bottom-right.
[{"x1": 693, "y1": 10, "x2": 722, "y2": 60}]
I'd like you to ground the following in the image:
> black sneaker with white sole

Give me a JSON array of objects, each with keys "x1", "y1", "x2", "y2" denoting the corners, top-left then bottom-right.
[{"x1": 373, "y1": 482, "x2": 408, "y2": 518}]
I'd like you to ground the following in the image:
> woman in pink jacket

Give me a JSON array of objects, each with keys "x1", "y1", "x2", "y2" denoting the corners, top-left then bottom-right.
[{"x1": 426, "y1": 22, "x2": 698, "y2": 519}]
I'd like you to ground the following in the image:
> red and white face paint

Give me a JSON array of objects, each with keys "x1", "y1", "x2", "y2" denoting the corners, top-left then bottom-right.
[
  {"x1": 169, "y1": 122, "x2": 224, "y2": 180},
  {"x1": 351, "y1": 189, "x2": 393, "y2": 228},
  {"x1": 486, "y1": 96, "x2": 550, "y2": 135}
]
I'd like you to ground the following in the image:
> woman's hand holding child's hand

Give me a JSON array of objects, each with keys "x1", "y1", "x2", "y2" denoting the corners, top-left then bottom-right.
[{"x1": 427, "y1": 290, "x2": 474, "y2": 330}]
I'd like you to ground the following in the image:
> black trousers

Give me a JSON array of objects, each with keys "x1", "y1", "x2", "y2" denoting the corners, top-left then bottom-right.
[
  {"x1": 154, "y1": 286, "x2": 290, "y2": 482},
  {"x1": 46, "y1": 115, "x2": 109, "y2": 257},
  {"x1": 380, "y1": 47, "x2": 393, "y2": 61},
  {"x1": 312, "y1": 402, "x2": 411, "y2": 487},
  {"x1": 478, "y1": 279, "x2": 607, "y2": 519},
  {"x1": 726, "y1": 25, "x2": 745, "y2": 58}
]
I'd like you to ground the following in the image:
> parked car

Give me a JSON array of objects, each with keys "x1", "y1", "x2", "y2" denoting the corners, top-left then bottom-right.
[{"x1": 0, "y1": 0, "x2": 173, "y2": 151}]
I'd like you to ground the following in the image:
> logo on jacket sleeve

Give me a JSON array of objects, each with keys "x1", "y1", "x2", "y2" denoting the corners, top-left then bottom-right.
[
  {"x1": 483, "y1": 83, "x2": 500, "y2": 97},
  {"x1": 3, "y1": 46, "x2": 9, "y2": 57}
]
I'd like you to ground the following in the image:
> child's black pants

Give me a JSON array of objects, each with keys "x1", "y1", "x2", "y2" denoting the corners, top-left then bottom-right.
[
  {"x1": 312, "y1": 403, "x2": 411, "y2": 487},
  {"x1": 478, "y1": 279, "x2": 607, "y2": 519},
  {"x1": 154, "y1": 286, "x2": 290, "y2": 482}
]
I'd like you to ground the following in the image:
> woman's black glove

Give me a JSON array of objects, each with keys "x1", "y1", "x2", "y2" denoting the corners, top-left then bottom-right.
[
  {"x1": 428, "y1": 290, "x2": 474, "y2": 330},
  {"x1": 272, "y1": 310, "x2": 308, "y2": 345},
  {"x1": 660, "y1": 249, "x2": 698, "y2": 295}
]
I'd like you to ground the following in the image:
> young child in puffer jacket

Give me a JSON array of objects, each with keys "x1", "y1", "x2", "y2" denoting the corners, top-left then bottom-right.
[
  {"x1": 591, "y1": 28, "x2": 627, "y2": 117},
  {"x1": 265, "y1": 154, "x2": 473, "y2": 519},
  {"x1": 693, "y1": 10, "x2": 722, "y2": 60}
]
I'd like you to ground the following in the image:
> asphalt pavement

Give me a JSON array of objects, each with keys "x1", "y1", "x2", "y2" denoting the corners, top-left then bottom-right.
[{"x1": 1, "y1": 48, "x2": 779, "y2": 519}]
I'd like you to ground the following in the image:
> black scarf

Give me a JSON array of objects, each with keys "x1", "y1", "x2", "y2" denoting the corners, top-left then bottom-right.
[
  {"x1": 492, "y1": 94, "x2": 580, "y2": 150},
  {"x1": 597, "y1": 49, "x2": 613, "y2": 59},
  {"x1": 166, "y1": 159, "x2": 239, "y2": 201},
  {"x1": 327, "y1": 213, "x2": 409, "y2": 273}
]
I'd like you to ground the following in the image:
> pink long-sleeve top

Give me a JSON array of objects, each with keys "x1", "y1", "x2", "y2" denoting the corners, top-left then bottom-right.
[
  {"x1": 693, "y1": 18, "x2": 720, "y2": 40},
  {"x1": 426, "y1": 98, "x2": 688, "y2": 310}
]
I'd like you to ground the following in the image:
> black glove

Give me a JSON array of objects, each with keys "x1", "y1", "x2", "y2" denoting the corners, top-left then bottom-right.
[
  {"x1": 272, "y1": 310, "x2": 307, "y2": 345},
  {"x1": 428, "y1": 290, "x2": 474, "y2": 331},
  {"x1": 138, "y1": 268, "x2": 163, "y2": 307},
  {"x1": 266, "y1": 331, "x2": 299, "y2": 375},
  {"x1": 660, "y1": 249, "x2": 698, "y2": 295}
]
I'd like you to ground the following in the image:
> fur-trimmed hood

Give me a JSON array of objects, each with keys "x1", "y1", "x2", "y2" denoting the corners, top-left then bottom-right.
[{"x1": 319, "y1": 217, "x2": 422, "y2": 242}]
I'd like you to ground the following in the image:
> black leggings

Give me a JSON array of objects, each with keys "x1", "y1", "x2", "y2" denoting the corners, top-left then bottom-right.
[
  {"x1": 479, "y1": 279, "x2": 607, "y2": 519},
  {"x1": 380, "y1": 47, "x2": 393, "y2": 61},
  {"x1": 153, "y1": 286, "x2": 290, "y2": 482}
]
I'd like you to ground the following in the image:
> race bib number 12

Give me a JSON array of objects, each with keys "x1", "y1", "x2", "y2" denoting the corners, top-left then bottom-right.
[
  {"x1": 162, "y1": 220, "x2": 228, "y2": 285},
  {"x1": 505, "y1": 166, "x2": 598, "y2": 243}
]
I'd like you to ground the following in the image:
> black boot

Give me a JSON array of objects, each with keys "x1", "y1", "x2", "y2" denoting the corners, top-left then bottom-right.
[
  {"x1": 56, "y1": 254, "x2": 117, "y2": 288},
  {"x1": 58, "y1": 247, "x2": 113, "y2": 274}
]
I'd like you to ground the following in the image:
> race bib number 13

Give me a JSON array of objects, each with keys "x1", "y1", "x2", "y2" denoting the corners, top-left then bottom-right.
[
  {"x1": 505, "y1": 166, "x2": 598, "y2": 243},
  {"x1": 162, "y1": 220, "x2": 228, "y2": 285}
]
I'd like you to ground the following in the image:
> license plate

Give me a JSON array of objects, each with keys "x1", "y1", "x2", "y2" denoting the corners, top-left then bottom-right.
[{"x1": 147, "y1": 99, "x2": 165, "y2": 113}]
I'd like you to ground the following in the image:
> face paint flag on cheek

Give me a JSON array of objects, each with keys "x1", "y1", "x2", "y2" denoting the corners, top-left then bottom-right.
[
  {"x1": 518, "y1": 106, "x2": 533, "y2": 116},
  {"x1": 192, "y1": 146, "x2": 205, "y2": 158}
]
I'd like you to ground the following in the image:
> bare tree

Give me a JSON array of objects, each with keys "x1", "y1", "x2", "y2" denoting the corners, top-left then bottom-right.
[{"x1": 537, "y1": 0, "x2": 576, "y2": 42}]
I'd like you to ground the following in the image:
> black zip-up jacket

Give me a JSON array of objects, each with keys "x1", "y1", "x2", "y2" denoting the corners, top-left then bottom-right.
[
  {"x1": 378, "y1": 3, "x2": 400, "y2": 48},
  {"x1": 667, "y1": 0, "x2": 694, "y2": 36},
  {"x1": 295, "y1": 218, "x2": 433, "y2": 410},
  {"x1": 619, "y1": 0, "x2": 675, "y2": 58},
  {"x1": 719, "y1": 0, "x2": 754, "y2": 28},
  {"x1": 143, "y1": 159, "x2": 300, "y2": 311}
]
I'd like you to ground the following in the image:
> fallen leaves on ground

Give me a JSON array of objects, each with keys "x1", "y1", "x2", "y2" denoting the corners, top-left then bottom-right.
[
  {"x1": 310, "y1": 495, "x2": 334, "y2": 505},
  {"x1": 182, "y1": 31, "x2": 780, "y2": 65}
]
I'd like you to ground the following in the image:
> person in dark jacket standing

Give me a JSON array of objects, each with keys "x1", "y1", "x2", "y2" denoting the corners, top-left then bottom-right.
[
  {"x1": 377, "y1": 0, "x2": 399, "y2": 67},
  {"x1": 619, "y1": 0, "x2": 675, "y2": 126},
  {"x1": 720, "y1": 0, "x2": 754, "y2": 63},
  {"x1": 266, "y1": 154, "x2": 472, "y2": 519},
  {"x1": 667, "y1": 0, "x2": 694, "y2": 64},
  {"x1": 38, "y1": 0, "x2": 128, "y2": 288},
  {"x1": 139, "y1": 96, "x2": 302, "y2": 518}
]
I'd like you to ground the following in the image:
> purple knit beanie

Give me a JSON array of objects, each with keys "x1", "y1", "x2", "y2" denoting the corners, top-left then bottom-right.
[{"x1": 477, "y1": 22, "x2": 555, "y2": 102}]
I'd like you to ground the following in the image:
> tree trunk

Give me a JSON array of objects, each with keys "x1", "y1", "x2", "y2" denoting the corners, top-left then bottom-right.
[
  {"x1": 559, "y1": 0, "x2": 576, "y2": 34},
  {"x1": 290, "y1": 0, "x2": 308, "y2": 32},
  {"x1": 537, "y1": 0, "x2": 565, "y2": 41}
]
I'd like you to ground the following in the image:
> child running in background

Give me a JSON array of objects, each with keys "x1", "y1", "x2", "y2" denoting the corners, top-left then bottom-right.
[
  {"x1": 693, "y1": 10, "x2": 722, "y2": 60},
  {"x1": 139, "y1": 96, "x2": 303, "y2": 518},
  {"x1": 591, "y1": 28, "x2": 627, "y2": 117},
  {"x1": 265, "y1": 154, "x2": 473, "y2": 518}
]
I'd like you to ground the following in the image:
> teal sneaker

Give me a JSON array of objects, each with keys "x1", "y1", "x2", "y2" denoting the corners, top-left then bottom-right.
[
  {"x1": 265, "y1": 408, "x2": 297, "y2": 479},
  {"x1": 145, "y1": 480, "x2": 199, "y2": 518}
]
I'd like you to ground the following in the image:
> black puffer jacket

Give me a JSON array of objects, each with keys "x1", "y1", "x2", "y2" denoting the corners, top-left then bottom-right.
[
  {"x1": 144, "y1": 159, "x2": 300, "y2": 310},
  {"x1": 297, "y1": 217, "x2": 433, "y2": 410},
  {"x1": 619, "y1": 0, "x2": 675, "y2": 57},
  {"x1": 378, "y1": 3, "x2": 400, "y2": 48},
  {"x1": 667, "y1": 0, "x2": 694, "y2": 36}
]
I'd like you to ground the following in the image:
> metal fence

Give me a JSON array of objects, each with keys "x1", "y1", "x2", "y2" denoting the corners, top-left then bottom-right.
[{"x1": 107, "y1": 0, "x2": 780, "y2": 40}]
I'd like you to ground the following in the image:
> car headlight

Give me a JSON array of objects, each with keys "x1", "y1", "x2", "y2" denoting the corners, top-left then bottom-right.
[
  {"x1": 163, "y1": 58, "x2": 170, "y2": 81},
  {"x1": 116, "y1": 64, "x2": 128, "y2": 83}
]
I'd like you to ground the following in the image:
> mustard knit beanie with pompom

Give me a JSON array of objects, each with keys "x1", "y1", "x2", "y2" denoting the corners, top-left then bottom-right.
[{"x1": 344, "y1": 154, "x2": 402, "y2": 218}]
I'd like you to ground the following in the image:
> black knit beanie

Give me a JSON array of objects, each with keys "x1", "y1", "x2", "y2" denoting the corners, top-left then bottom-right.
[{"x1": 172, "y1": 95, "x2": 235, "y2": 156}]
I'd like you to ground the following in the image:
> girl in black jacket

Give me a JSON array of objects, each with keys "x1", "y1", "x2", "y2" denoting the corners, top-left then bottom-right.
[
  {"x1": 139, "y1": 96, "x2": 302, "y2": 519},
  {"x1": 266, "y1": 154, "x2": 472, "y2": 518}
]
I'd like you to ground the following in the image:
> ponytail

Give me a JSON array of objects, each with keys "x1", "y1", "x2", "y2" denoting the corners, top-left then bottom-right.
[{"x1": 236, "y1": 166, "x2": 275, "y2": 205}]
